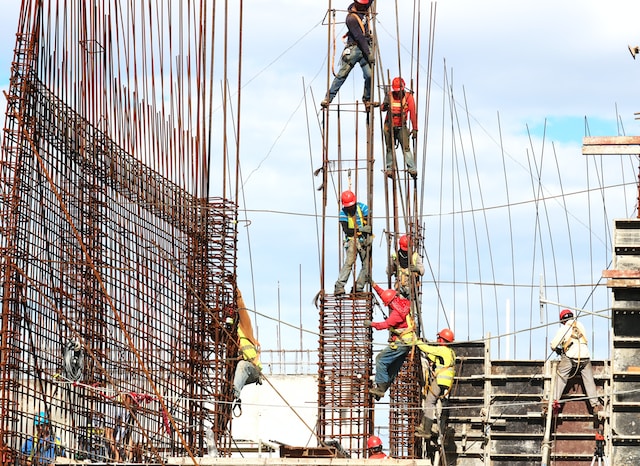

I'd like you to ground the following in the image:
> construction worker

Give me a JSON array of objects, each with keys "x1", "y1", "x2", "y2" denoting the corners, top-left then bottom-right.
[
  {"x1": 381, "y1": 77, "x2": 418, "y2": 179},
  {"x1": 549, "y1": 309, "x2": 601, "y2": 413},
  {"x1": 21, "y1": 411, "x2": 65, "y2": 465},
  {"x1": 366, "y1": 281, "x2": 416, "y2": 400},
  {"x1": 232, "y1": 288, "x2": 263, "y2": 415},
  {"x1": 321, "y1": 0, "x2": 374, "y2": 108},
  {"x1": 386, "y1": 234, "x2": 424, "y2": 299},
  {"x1": 366, "y1": 435, "x2": 387, "y2": 459},
  {"x1": 335, "y1": 190, "x2": 372, "y2": 295},
  {"x1": 415, "y1": 329, "x2": 456, "y2": 440}
]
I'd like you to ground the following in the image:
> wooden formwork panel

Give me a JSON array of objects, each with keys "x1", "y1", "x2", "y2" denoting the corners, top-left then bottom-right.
[
  {"x1": 612, "y1": 345, "x2": 640, "y2": 372},
  {"x1": 491, "y1": 360, "x2": 545, "y2": 375},
  {"x1": 490, "y1": 435, "x2": 542, "y2": 454},
  {"x1": 489, "y1": 378, "x2": 544, "y2": 396},
  {"x1": 611, "y1": 409, "x2": 640, "y2": 436},
  {"x1": 613, "y1": 310, "x2": 640, "y2": 334},
  {"x1": 612, "y1": 443, "x2": 640, "y2": 465},
  {"x1": 612, "y1": 379, "x2": 640, "y2": 403}
]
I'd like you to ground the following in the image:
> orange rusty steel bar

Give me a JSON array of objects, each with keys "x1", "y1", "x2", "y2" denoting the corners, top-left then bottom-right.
[
  {"x1": 318, "y1": 293, "x2": 374, "y2": 458},
  {"x1": 0, "y1": 1, "x2": 242, "y2": 464}
]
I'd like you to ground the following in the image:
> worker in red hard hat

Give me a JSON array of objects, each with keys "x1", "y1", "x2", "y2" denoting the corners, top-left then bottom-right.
[
  {"x1": 365, "y1": 281, "x2": 417, "y2": 400},
  {"x1": 387, "y1": 234, "x2": 424, "y2": 299},
  {"x1": 366, "y1": 435, "x2": 387, "y2": 459},
  {"x1": 380, "y1": 76, "x2": 418, "y2": 179},
  {"x1": 416, "y1": 329, "x2": 457, "y2": 441},
  {"x1": 321, "y1": 0, "x2": 374, "y2": 108},
  {"x1": 549, "y1": 309, "x2": 601, "y2": 415},
  {"x1": 335, "y1": 190, "x2": 372, "y2": 295}
]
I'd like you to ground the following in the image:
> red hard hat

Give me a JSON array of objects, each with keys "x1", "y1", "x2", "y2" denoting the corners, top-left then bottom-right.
[
  {"x1": 392, "y1": 77, "x2": 405, "y2": 92},
  {"x1": 399, "y1": 235, "x2": 409, "y2": 251},
  {"x1": 379, "y1": 288, "x2": 397, "y2": 306},
  {"x1": 367, "y1": 435, "x2": 382, "y2": 449},
  {"x1": 341, "y1": 190, "x2": 356, "y2": 208},
  {"x1": 437, "y1": 328, "x2": 454, "y2": 343},
  {"x1": 356, "y1": 0, "x2": 370, "y2": 4},
  {"x1": 559, "y1": 309, "x2": 573, "y2": 320}
]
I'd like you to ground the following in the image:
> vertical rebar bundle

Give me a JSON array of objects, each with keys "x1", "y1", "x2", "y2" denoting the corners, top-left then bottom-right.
[{"x1": 0, "y1": 1, "x2": 242, "y2": 464}]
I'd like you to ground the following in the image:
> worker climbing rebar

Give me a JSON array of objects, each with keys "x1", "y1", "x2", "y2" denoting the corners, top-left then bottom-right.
[
  {"x1": 381, "y1": 77, "x2": 418, "y2": 179},
  {"x1": 321, "y1": 0, "x2": 375, "y2": 108}
]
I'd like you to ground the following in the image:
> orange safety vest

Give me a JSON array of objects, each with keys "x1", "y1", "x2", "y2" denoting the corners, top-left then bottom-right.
[{"x1": 389, "y1": 94, "x2": 408, "y2": 127}]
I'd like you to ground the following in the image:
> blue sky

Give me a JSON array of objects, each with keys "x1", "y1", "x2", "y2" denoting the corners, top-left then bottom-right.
[{"x1": 2, "y1": 0, "x2": 640, "y2": 365}]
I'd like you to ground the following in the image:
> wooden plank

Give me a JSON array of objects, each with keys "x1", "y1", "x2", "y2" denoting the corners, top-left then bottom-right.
[
  {"x1": 603, "y1": 269, "x2": 640, "y2": 278},
  {"x1": 582, "y1": 136, "x2": 640, "y2": 155}
]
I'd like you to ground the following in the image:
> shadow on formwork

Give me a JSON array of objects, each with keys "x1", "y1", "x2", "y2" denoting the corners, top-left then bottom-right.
[
  {"x1": 396, "y1": 339, "x2": 612, "y2": 466},
  {"x1": 0, "y1": 33, "x2": 238, "y2": 464}
]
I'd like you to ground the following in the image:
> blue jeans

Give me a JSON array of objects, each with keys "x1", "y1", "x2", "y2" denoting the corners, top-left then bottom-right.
[
  {"x1": 374, "y1": 342, "x2": 411, "y2": 386},
  {"x1": 233, "y1": 360, "x2": 261, "y2": 399},
  {"x1": 326, "y1": 45, "x2": 371, "y2": 103}
]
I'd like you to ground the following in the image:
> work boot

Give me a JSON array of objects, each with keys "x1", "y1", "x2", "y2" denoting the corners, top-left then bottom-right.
[
  {"x1": 370, "y1": 383, "x2": 389, "y2": 400},
  {"x1": 384, "y1": 170, "x2": 393, "y2": 179},
  {"x1": 409, "y1": 169, "x2": 418, "y2": 179},
  {"x1": 334, "y1": 286, "x2": 345, "y2": 296},
  {"x1": 415, "y1": 417, "x2": 436, "y2": 439},
  {"x1": 320, "y1": 99, "x2": 330, "y2": 109}
]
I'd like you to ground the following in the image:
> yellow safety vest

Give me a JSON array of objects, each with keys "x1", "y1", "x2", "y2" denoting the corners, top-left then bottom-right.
[
  {"x1": 417, "y1": 343, "x2": 456, "y2": 389},
  {"x1": 346, "y1": 205, "x2": 366, "y2": 232},
  {"x1": 238, "y1": 328, "x2": 262, "y2": 371}
]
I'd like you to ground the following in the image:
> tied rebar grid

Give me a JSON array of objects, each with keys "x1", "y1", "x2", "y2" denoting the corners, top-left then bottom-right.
[
  {"x1": 318, "y1": 293, "x2": 374, "y2": 458},
  {"x1": 0, "y1": 63, "x2": 237, "y2": 466},
  {"x1": 389, "y1": 353, "x2": 423, "y2": 459}
]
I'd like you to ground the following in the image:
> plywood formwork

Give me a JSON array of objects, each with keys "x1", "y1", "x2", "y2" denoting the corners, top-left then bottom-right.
[
  {"x1": 420, "y1": 339, "x2": 611, "y2": 465},
  {"x1": 603, "y1": 218, "x2": 640, "y2": 466}
]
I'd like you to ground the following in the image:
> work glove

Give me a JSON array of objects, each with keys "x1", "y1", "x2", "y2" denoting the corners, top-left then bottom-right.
[
  {"x1": 360, "y1": 225, "x2": 372, "y2": 234},
  {"x1": 411, "y1": 129, "x2": 418, "y2": 139},
  {"x1": 409, "y1": 265, "x2": 421, "y2": 273},
  {"x1": 391, "y1": 252, "x2": 397, "y2": 261},
  {"x1": 367, "y1": 53, "x2": 375, "y2": 66},
  {"x1": 363, "y1": 319, "x2": 372, "y2": 327}
]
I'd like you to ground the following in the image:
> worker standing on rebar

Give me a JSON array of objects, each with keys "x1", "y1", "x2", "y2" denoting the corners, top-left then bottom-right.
[
  {"x1": 321, "y1": 0, "x2": 374, "y2": 108},
  {"x1": 335, "y1": 190, "x2": 372, "y2": 295},
  {"x1": 366, "y1": 281, "x2": 416, "y2": 400},
  {"x1": 21, "y1": 411, "x2": 65, "y2": 466},
  {"x1": 549, "y1": 309, "x2": 601, "y2": 414},
  {"x1": 381, "y1": 77, "x2": 418, "y2": 179},
  {"x1": 232, "y1": 287, "x2": 262, "y2": 416},
  {"x1": 415, "y1": 329, "x2": 456, "y2": 440},
  {"x1": 387, "y1": 234, "x2": 424, "y2": 299}
]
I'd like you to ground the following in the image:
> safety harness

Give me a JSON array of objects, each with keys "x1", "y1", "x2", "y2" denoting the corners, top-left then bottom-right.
[
  {"x1": 425, "y1": 347, "x2": 456, "y2": 398},
  {"x1": 346, "y1": 205, "x2": 365, "y2": 230},
  {"x1": 562, "y1": 320, "x2": 587, "y2": 353},
  {"x1": 389, "y1": 93, "x2": 409, "y2": 128}
]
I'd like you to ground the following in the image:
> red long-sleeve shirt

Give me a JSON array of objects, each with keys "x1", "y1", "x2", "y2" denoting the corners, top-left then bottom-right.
[{"x1": 371, "y1": 284, "x2": 411, "y2": 332}]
